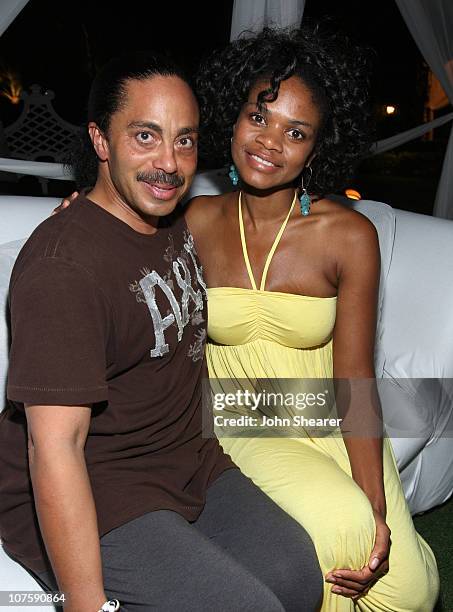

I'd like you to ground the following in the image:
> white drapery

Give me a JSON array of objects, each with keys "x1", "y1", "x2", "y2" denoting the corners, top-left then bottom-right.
[
  {"x1": 0, "y1": 157, "x2": 70, "y2": 180},
  {"x1": 0, "y1": 0, "x2": 28, "y2": 37},
  {"x1": 230, "y1": 0, "x2": 305, "y2": 41},
  {"x1": 373, "y1": 111, "x2": 453, "y2": 155},
  {"x1": 395, "y1": 0, "x2": 453, "y2": 219}
]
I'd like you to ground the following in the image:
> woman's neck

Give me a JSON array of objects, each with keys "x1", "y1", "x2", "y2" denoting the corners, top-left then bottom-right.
[{"x1": 239, "y1": 186, "x2": 297, "y2": 227}]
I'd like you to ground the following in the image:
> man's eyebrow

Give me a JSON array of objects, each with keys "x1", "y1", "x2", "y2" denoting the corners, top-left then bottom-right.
[
  {"x1": 128, "y1": 121, "x2": 162, "y2": 134},
  {"x1": 177, "y1": 126, "x2": 199, "y2": 136},
  {"x1": 127, "y1": 122, "x2": 199, "y2": 136}
]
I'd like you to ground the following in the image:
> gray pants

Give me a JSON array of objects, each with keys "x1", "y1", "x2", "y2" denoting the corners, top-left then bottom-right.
[{"x1": 35, "y1": 468, "x2": 322, "y2": 611}]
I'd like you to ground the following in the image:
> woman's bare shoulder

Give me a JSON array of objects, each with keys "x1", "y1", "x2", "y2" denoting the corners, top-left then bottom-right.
[
  {"x1": 184, "y1": 192, "x2": 236, "y2": 232},
  {"x1": 315, "y1": 197, "x2": 378, "y2": 239}
]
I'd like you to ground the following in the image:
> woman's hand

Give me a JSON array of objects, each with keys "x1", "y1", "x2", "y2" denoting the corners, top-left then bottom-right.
[
  {"x1": 325, "y1": 509, "x2": 391, "y2": 600},
  {"x1": 51, "y1": 191, "x2": 79, "y2": 215}
]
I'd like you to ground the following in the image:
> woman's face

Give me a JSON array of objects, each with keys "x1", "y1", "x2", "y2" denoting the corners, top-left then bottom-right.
[{"x1": 231, "y1": 75, "x2": 322, "y2": 191}]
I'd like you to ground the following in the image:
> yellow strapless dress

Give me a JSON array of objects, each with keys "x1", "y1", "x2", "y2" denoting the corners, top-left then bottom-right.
[{"x1": 206, "y1": 192, "x2": 439, "y2": 611}]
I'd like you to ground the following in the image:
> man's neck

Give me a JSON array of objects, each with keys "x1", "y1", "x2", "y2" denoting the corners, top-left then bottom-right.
[{"x1": 88, "y1": 180, "x2": 159, "y2": 236}]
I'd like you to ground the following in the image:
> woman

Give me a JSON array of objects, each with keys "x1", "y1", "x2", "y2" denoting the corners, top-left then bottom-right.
[{"x1": 185, "y1": 25, "x2": 439, "y2": 611}]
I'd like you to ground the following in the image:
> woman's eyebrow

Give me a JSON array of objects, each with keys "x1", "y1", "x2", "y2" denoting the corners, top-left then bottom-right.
[
  {"x1": 245, "y1": 103, "x2": 314, "y2": 129},
  {"x1": 287, "y1": 118, "x2": 313, "y2": 128}
]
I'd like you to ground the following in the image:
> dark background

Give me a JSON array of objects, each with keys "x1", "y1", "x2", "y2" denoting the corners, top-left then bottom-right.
[{"x1": 0, "y1": 0, "x2": 450, "y2": 213}]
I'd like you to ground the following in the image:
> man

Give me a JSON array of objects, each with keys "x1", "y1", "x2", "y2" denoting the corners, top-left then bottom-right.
[{"x1": 0, "y1": 53, "x2": 322, "y2": 611}]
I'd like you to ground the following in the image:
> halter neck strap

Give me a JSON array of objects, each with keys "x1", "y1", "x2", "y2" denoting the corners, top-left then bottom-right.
[{"x1": 238, "y1": 191, "x2": 297, "y2": 291}]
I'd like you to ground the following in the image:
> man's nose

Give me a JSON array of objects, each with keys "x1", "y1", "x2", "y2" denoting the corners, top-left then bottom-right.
[{"x1": 153, "y1": 142, "x2": 178, "y2": 175}]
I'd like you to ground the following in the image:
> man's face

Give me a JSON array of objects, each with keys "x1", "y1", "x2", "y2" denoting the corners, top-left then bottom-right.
[{"x1": 96, "y1": 75, "x2": 199, "y2": 219}]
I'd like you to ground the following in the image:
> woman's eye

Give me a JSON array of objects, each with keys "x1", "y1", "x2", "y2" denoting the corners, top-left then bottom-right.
[
  {"x1": 288, "y1": 129, "x2": 305, "y2": 140},
  {"x1": 250, "y1": 112, "x2": 266, "y2": 124}
]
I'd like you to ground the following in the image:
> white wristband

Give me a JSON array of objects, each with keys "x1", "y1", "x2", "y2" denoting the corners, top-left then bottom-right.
[{"x1": 98, "y1": 600, "x2": 120, "y2": 612}]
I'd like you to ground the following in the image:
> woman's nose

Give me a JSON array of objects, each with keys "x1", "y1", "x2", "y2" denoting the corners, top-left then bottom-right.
[{"x1": 255, "y1": 126, "x2": 283, "y2": 152}]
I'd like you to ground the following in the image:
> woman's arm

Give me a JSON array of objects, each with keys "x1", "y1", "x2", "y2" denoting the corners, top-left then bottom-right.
[
  {"x1": 51, "y1": 192, "x2": 79, "y2": 216},
  {"x1": 25, "y1": 404, "x2": 107, "y2": 612},
  {"x1": 325, "y1": 212, "x2": 390, "y2": 598},
  {"x1": 184, "y1": 195, "x2": 212, "y2": 243},
  {"x1": 332, "y1": 213, "x2": 384, "y2": 510},
  {"x1": 333, "y1": 215, "x2": 386, "y2": 514}
]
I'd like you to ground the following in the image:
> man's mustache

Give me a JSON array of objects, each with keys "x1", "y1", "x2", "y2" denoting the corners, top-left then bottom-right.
[{"x1": 137, "y1": 170, "x2": 184, "y2": 188}]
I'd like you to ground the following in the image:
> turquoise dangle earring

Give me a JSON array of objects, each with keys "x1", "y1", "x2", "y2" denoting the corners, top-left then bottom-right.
[
  {"x1": 229, "y1": 164, "x2": 239, "y2": 186},
  {"x1": 299, "y1": 165, "x2": 313, "y2": 216},
  {"x1": 229, "y1": 135, "x2": 239, "y2": 186}
]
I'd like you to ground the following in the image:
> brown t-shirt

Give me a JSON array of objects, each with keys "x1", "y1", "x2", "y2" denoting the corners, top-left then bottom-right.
[{"x1": 0, "y1": 194, "x2": 234, "y2": 573}]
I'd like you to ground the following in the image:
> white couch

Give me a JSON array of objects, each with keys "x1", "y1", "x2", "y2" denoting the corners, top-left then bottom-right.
[{"x1": 1, "y1": 172, "x2": 452, "y2": 602}]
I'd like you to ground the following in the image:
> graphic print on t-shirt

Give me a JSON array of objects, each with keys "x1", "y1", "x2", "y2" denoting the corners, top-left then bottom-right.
[{"x1": 129, "y1": 230, "x2": 207, "y2": 360}]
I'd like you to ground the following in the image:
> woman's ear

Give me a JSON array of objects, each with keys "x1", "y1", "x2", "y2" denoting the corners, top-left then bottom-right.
[
  {"x1": 307, "y1": 152, "x2": 317, "y2": 167},
  {"x1": 230, "y1": 124, "x2": 237, "y2": 151},
  {"x1": 88, "y1": 122, "x2": 109, "y2": 162}
]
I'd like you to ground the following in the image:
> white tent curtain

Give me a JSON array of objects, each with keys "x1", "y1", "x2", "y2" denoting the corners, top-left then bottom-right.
[
  {"x1": 373, "y1": 111, "x2": 453, "y2": 155},
  {"x1": 395, "y1": 0, "x2": 453, "y2": 219},
  {"x1": 0, "y1": 0, "x2": 28, "y2": 37},
  {"x1": 230, "y1": 0, "x2": 305, "y2": 41},
  {"x1": 0, "y1": 158, "x2": 70, "y2": 180}
]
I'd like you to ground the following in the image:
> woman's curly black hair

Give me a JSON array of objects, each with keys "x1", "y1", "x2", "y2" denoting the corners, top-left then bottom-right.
[{"x1": 195, "y1": 23, "x2": 374, "y2": 196}]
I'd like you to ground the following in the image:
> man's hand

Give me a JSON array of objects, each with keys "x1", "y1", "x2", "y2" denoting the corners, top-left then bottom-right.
[
  {"x1": 325, "y1": 509, "x2": 391, "y2": 600},
  {"x1": 52, "y1": 191, "x2": 79, "y2": 215}
]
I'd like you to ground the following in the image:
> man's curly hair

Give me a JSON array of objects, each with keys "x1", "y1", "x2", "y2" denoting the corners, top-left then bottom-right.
[{"x1": 195, "y1": 24, "x2": 373, "y2": 196}]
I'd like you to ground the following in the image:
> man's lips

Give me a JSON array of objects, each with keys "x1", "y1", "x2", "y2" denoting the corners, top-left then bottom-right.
[{"x1": 141, "y1": 181, "x2": 178, "y2": 201}]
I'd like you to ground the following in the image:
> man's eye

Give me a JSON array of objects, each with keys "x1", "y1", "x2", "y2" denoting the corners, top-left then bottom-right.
[
  {"x1": 250, "y1": 113, "x2": 266, "y2": 124},
  {"x1": 137, "y1": 132, "x2": 153, "y2": 143},
  {"x1": 179, "y1": 137, "x2": 195, "y2": 148}
]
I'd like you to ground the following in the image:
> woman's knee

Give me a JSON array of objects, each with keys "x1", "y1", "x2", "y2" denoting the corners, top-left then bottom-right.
[
  {"x1": 384, "y1": 556, "x2": 440, "y2": 612},
  {"x1": 311, "y1": 490, "x2": 376, "y2": 572}
]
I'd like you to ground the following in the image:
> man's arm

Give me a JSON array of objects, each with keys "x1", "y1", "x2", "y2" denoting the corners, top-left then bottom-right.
[{"x1": 25, "y1": 404, "x2": 106, "y2": 612}]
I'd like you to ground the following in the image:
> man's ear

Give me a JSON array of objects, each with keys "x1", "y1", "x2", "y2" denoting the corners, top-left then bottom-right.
[{"x1": 88, "y1": 122, "x2": 109, "y2": 161}]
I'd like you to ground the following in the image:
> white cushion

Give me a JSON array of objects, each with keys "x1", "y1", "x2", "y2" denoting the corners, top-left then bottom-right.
[
  {"x1": 0, "y1": 546, "x2": 53, "y2": 610},
  {"x1": 0, "y1": 196, "x2": 59, "y2": 600},
  {"x1": 0, "y1": 240, "x2": 26, "y2": 407},
  {"x1": 0, "y1": 196, "x2": 59, "y2": 244},
  {"x1": 351, "y1": 200, "x2": 396, "y2": 377},
  {"x1": 381, "y1": 209, "x2": 453, "y2": 379},
  {"x1": 185, "y1": 168, "x2": 232, "y2": 200},
  {"x1": 377, "y1": 209, "x2": 453, "y2": 513}
]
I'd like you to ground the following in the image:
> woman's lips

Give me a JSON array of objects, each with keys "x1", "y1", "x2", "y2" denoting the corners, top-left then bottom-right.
[
  {"x1": 142, "y1": 181, "x2": 178, "y2": 201},
  {"x1": 245, "y1": 151, "x2": 280, "y2": 172}
]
